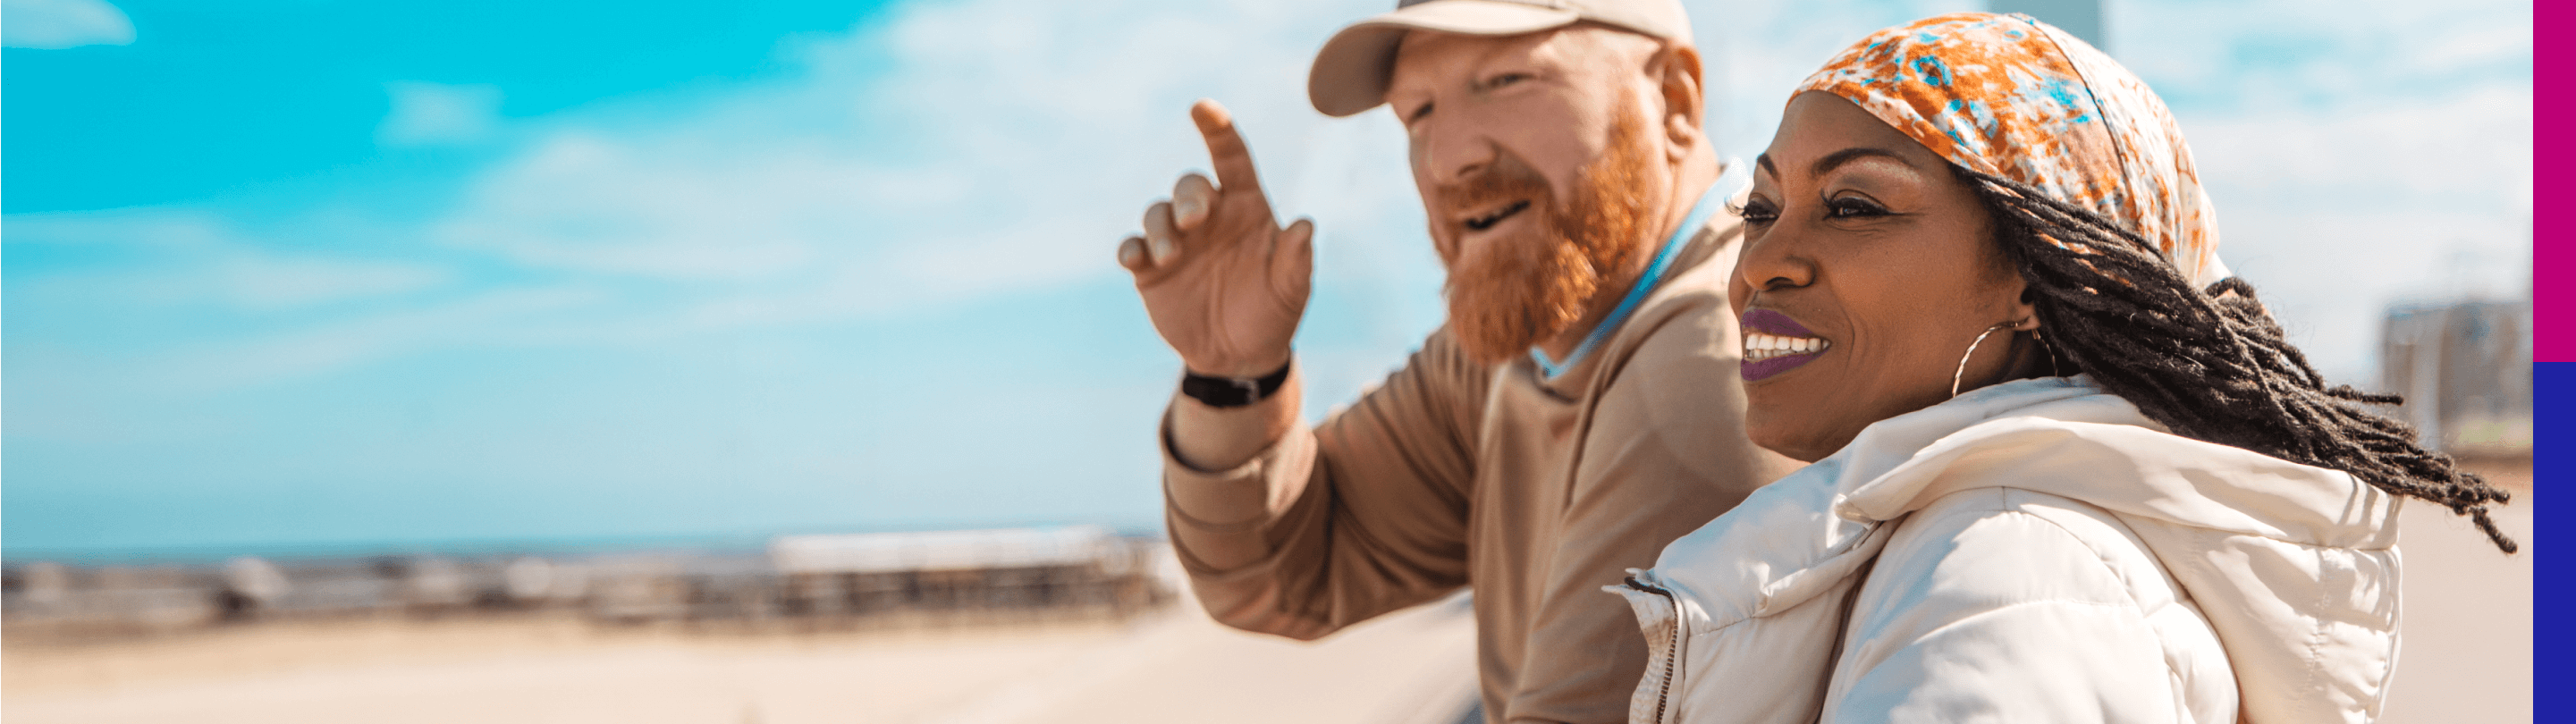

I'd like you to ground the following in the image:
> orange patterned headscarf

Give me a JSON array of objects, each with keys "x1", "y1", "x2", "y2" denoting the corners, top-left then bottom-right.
[{"x1": 1795, "y1": 13, "x2": 2230, "y2": 287}]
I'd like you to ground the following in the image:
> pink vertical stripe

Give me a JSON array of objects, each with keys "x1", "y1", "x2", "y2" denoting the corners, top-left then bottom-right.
[{"x1": 2536, "y1": 3, "x2": 2567, "y2": 360}]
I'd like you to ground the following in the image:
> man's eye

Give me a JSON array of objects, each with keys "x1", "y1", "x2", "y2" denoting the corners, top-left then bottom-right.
[
  {"x1": 1407, "y1": 102, "x2": 1434, "y2": 124},
  {"x1": 1825, "y1": 196, "x2": 1888, "y2": 218},
  {"x1": 1485, "y1": 72, "x2": 1528, "y2": 89}
]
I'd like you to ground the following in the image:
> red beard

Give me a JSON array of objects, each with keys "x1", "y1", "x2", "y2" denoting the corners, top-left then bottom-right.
[{"x1": 1438, "y1": 104, "x2": 1660, "y2": 365}]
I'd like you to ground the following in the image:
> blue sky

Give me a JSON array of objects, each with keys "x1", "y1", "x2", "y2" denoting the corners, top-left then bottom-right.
[{"x1": 2, "y1": 0, "x2": 2530, "y2": 559}]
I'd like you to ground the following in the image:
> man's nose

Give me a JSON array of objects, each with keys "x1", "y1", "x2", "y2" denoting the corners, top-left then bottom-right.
[{"x1": 1414, "y1": 120, "x2": 1497, "y2": 188}]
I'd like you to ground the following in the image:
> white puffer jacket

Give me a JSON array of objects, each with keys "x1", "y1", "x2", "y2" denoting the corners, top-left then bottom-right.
[{"x1": 1611, "y1": 376, "x2": 2403, "y2": 724}]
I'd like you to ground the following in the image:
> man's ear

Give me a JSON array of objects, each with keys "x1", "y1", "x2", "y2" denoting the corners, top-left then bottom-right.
[{"x1": 1651, "y1": 44, "x2": 1706, "y2": 162}]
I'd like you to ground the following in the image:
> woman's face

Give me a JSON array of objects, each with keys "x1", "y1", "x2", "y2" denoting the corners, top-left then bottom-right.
[{"x1": 1731, "y1": 91, "x2": 2036, "y2": 462}]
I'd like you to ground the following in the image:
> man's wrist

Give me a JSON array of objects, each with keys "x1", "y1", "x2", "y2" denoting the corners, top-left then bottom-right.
[
  {"x1": 1183, "y1": 347, "x2": 1295, "y2": 380},
  {"x1": 1180, "y1": 357, "x2": 1293, "y2": 408},
  {"x1": 1167, "y1": 359, "x2": 1301, "y2": 473}
]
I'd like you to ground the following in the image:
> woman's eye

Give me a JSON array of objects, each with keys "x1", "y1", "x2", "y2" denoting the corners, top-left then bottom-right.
[
  {"x1": 1733, "y1": 199, "x2": 1780, "y2": 223},
  {"x1": 1825, "y1": 196, "x2": 1889, "y2": 218}
]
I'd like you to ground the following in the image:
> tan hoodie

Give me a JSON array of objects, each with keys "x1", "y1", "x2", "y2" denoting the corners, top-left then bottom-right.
[{"x1": 1161, "y1": 206, "x2": 1793, "y2": 724}]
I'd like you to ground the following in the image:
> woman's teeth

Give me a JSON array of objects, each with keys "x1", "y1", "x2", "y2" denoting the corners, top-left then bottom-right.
[{"x1": 1744, "y1": 332, "x2": 1829, "y2": 361}]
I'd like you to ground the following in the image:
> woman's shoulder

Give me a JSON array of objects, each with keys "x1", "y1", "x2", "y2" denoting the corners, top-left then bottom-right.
[
  {"x1": 1829, "y1": 485, "x2": 2240, "y2": 724},
  {"x1": 1874, "y1": 486, "x2": 2178, "y2": 610}
]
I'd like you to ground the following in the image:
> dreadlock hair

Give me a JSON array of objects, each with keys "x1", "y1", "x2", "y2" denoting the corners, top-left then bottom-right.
[{"x1": 1957, "y1": 166, "x2": 2518, "y2": 554}]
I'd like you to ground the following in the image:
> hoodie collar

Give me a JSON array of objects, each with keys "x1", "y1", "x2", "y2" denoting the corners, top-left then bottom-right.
[
  {"x1": 1819, "y1": 375, "x2": 2114, "y2": 500},
  {"x1": 1827, "y1": 375, "x2": 2395, "y2": 550}
]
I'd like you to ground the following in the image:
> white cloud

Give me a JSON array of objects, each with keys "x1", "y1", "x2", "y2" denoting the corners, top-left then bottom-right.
[
  {"x1": 0, "y1": 0, "x2": 2534, "y2": 551},
  {"x1": 434, "y1": 134, "x2": 837, "y2": 281},
  {"x1": 6, "y1": 0, "x2": 2527, "y2": 395},
  {"x1": 1685, "y1": 0, "x2": 1974, "y2": 158},
  {"x1": 6, "y1": 0, "x2": 1441, "y2": 396},
  {"x1": 153, "y1": 285, "x2": 604, "y2": 390},
  {"x1": 2113, "y1": 0, "x2": 2527, "y2": 100},
  {"x1": 378, "y1": 81, "x2": 504, "y2": 147},
  {"x1": 3, "y1": 211, "x2": 493, "y2": 411},
  {"x1": 2, "y1": 0, "x2": 132, "y2": 49},
  {"x1": 2183, "y1": 84, "x2": 2530, "y2": 382},
  {"x1": 423, "y1": 0, "x2": 1442, "y2": 352},
  {"x1": 2107, "y1": 0, "x2": 2530, "y2": 383},
  {"x1": 6, "y1": 211, "x2": 455, "y2": 312},
  {"x1": 218, "y1": 257, "x2": 451, "y2": 310}
]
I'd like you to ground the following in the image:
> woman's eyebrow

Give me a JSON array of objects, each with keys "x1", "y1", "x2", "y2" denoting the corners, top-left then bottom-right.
[
  {"x1": 1756, "y1": 147, "x2": 1915, "y2": 181},
  {"x1": 1810, "y1": 147, "x2": 1913, "y2": 178}
]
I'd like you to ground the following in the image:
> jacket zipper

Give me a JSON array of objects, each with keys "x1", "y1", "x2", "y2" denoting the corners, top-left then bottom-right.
[{"x1": 1624, "y1": 573, "x2": 1683, "y2": 724}]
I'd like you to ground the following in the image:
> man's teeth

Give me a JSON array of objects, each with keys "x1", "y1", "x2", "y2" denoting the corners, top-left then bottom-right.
[
  {"x1": 1465, "y1": 200, "x2": 1529, "y2": 231},
  {"x1": 1743, "y1": 332, "x2": 1829, "y2": 362}
]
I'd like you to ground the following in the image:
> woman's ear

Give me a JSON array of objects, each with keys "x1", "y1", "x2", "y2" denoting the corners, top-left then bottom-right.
[
  {"x1": 2003, "y1": 276, "x2": 2040, "y2": 332},
  {"x1": 2009, "y1": 292, "x2": 2040, "y2": 333}
]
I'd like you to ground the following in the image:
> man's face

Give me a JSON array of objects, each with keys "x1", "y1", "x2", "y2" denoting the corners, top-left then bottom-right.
[{"x1": 1385, "y1": 26, "x2": 1677, "y2": 364}]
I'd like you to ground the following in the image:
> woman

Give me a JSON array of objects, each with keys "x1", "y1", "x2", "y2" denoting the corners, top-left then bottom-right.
[{"x1": 1611, "y1": 13, "x2": 2515, "y2": 724}]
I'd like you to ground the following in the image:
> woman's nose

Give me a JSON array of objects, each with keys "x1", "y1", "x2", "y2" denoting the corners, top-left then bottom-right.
[{"x1": 1736, "y1": 222, "x2": 1815, "y2": 293}]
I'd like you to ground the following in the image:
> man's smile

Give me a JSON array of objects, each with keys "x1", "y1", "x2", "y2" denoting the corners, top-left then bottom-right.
[{"x1": 1462, "y1": 199, "x2": 1531, "y2": 232}]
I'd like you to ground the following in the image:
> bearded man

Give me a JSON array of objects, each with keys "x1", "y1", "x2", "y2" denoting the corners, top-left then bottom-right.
[{"x1": 1113, "y1": 1, "x2": 1794, "y2": 721}]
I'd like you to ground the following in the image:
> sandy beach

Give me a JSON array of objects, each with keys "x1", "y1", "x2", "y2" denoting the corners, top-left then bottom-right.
[
  {"x1": 3, "y1": 594, "x2": 1478, "y2": 724},
  {"x1": 4, "y1": 485, "x2": 2528, "y2": 724}
]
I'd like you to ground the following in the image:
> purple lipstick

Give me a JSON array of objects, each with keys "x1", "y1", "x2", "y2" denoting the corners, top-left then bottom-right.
[{"x1": 1739, "y1": 308, "x2": 1832, "y2": 382}]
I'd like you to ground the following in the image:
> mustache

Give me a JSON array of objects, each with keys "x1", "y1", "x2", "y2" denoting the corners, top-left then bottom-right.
[{"x1": 1434, "y1": 156, "x2": 1553, "y2": 219}]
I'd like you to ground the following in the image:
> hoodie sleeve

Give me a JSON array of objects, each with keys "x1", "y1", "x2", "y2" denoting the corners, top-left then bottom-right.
[
  {"x1": 1159, "y1": 325, "x2": 1487, "y2": 641},
  {"x1": 1821, "y1": 487, "x2": 2238, "y2": 724}
]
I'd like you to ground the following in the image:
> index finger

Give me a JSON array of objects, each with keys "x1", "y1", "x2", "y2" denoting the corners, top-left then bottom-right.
[{"x1": 1189, "y1": 98, "x2": 1263, "y2": 197}]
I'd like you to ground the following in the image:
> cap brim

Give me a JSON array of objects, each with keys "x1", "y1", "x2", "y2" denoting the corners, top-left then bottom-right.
[{"x1": 1308, "y1": 1, "x2": 1583, "y2": 117}]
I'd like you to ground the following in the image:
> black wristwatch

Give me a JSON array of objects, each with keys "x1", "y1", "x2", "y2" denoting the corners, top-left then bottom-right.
[{"x1": 1180, "y1": 358, "x2": 1292, "y2": 408}]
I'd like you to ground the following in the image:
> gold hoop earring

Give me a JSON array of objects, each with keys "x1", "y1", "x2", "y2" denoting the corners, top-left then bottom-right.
[{"x1": 1951, "y1": 321, "x2": 2020, "y2": 398}]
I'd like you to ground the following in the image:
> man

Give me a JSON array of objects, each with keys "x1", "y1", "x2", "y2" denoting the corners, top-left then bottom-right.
[{"x1": 1112, "y1": 1, "x2": 1794, "y2": 721}]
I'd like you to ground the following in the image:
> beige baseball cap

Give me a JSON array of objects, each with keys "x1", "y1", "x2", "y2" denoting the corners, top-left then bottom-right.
[{"x1": 1307, "y1": 0, "x2": 1693, "y2": 117}]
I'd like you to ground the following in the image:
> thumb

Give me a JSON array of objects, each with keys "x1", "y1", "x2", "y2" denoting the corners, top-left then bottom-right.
[{"x1": 1271, "y1": 218, "x2": 1315, "y2": 300}]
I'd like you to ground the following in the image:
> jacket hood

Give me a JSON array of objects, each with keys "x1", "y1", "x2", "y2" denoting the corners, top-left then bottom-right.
[
  {"x1": 1853, "y1": 376, "x2": 2402, "y2": 722},
  {"x1": 1650, "y1": 375, "x2": 2402, "y2": 723},
  {"x1": 1835, "y1": 377, "x2": 2401, "y2": 549}
]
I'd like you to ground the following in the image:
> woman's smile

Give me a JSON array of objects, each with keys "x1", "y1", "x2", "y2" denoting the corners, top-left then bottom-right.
[
  {"x1": 1739, "y1": 308, "x2": 1830, "y2": 381},
  {"x1": 1726, "y1": 92, "x2": 2039, "y2": 462}
]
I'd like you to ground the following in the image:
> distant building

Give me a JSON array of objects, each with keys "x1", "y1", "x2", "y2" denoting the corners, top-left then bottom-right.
[
  {"x1": 2381, "y1": 299, "x2": 2531, "y2": 457},
  {"x1": 5, "y1": 527, "x2": 1177, "y2": 637},
  {"x1": 770, "y1": 526, "x2": 1125, "y2": 575},
  {"x1": 1990, "y1": 0, "x2": 2107, "y2": 52},
  {"x1": 768, "y1": 526, "x2": 1162, "y2": 618}
]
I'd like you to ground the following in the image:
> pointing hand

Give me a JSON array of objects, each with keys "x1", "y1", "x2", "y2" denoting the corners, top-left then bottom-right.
[{"x1": 1117, "y1": 99, "x2": 1314, "y2": 379}]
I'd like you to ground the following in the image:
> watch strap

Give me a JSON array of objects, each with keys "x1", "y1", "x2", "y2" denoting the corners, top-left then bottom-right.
[{"x1": 1180, "y1": 359, "x2": 1292, "y2": 408}]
